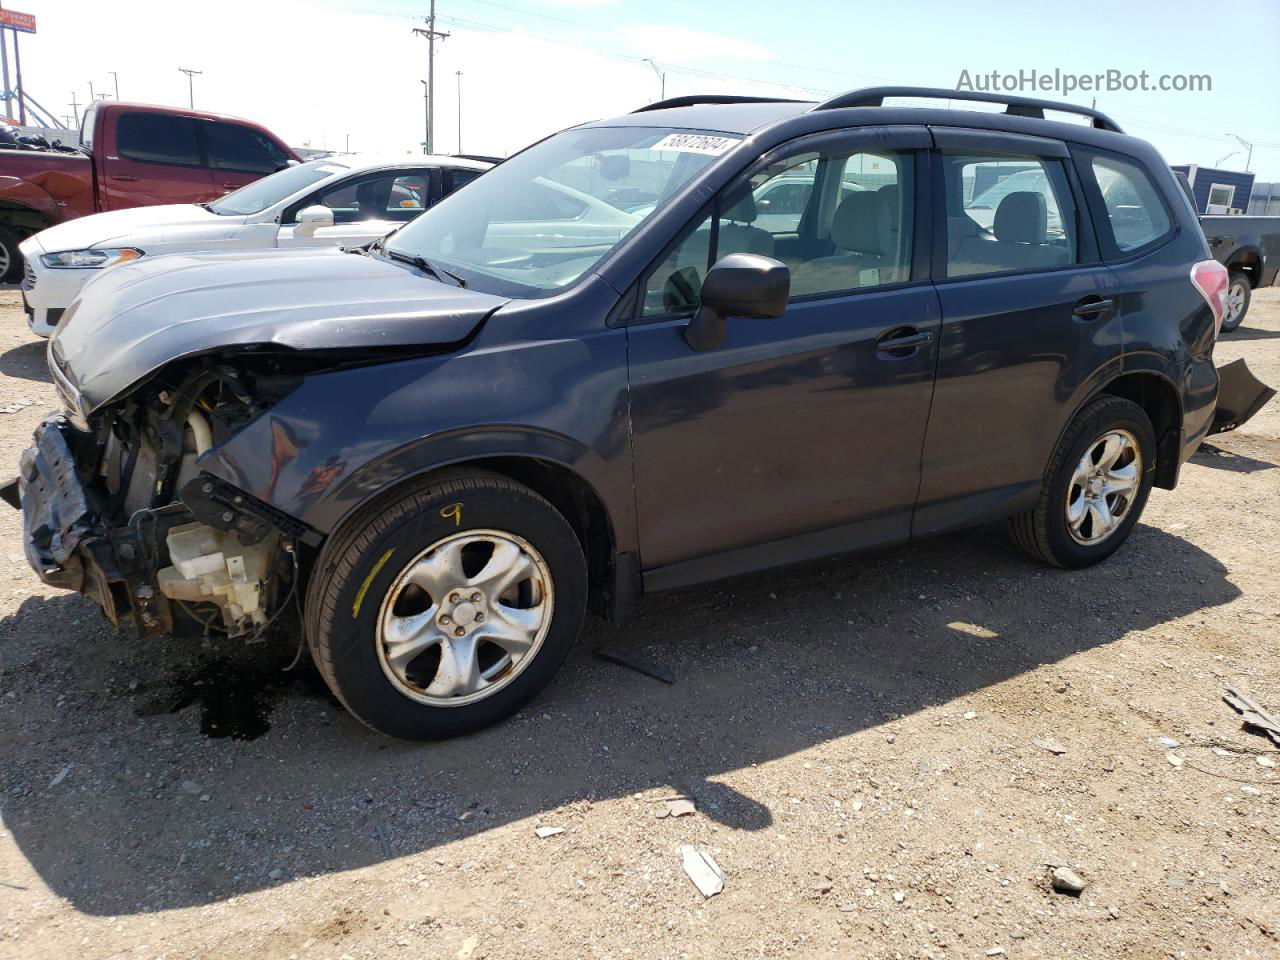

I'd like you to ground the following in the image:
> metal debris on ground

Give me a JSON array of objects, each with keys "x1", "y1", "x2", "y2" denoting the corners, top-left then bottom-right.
[
  {"x1": 593, "y1": 647, "x2": 675, "y2": 684},
  {"x1": 1224, "y1": 688, "x2": 1280, "y2": 746},
  {"x1": 1158, "y1": 736, "x2": 1182, "y2": 749},
  {"x1": 1034, "y1": 738, "x2": 1067, "y2": 755},
  {"x1": 680, "y1": 844, "x2": 725, "y2": 898},
  {"x1": 534, "y1": 826, "x2": 564, "y2": 838}
]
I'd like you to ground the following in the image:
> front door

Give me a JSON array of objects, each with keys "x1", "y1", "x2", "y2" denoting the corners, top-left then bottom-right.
[
  {"x1": 277, "y1": 170, "x2": 435, "y2": 248},
  {"x1": 627, "y1": 129, "x2": 940, "y2": 584},
  {"x1": 914, "y1": 134, "x2": 1120, "y2": 536}
]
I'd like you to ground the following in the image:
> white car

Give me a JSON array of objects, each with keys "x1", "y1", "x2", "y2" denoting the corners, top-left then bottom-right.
[{"x1": 19, "y1": 153, "x2": 491, "y2": 336}]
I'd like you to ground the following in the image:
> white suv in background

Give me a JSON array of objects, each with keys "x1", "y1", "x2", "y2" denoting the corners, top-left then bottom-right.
[{"x1": 19, "y1": 153, "x2": 491, "y2": 336}]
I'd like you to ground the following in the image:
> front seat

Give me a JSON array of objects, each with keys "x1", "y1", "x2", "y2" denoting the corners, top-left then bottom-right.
[
  {"x1": 659, "y1": 188, "x2": 774, "y2": 311},
  {"x1": 355, "y1": 180, "x2": 391, "y2": 222}
]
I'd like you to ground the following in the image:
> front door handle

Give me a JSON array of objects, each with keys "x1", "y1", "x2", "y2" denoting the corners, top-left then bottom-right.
[
  {"x1": 1072, "y1": 297, "x2": 1114, "y2": 319},
  {"x1": 109, "y1": 175, "x2": 140, "y2": 182},
  {"x1": 875, "y1": 328, "x2": 933, "y2": 356},
  {"x1": 220, "y1": 182, "x2": 239, "y2": 190}
]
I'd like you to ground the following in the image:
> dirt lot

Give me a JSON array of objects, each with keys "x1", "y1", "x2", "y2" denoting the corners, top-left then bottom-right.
[{"x1": 0, "y1": 288, "x2": 1277, "y2": 960}]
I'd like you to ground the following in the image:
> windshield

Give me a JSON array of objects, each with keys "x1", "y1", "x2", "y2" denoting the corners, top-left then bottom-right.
[
  {"x1": 384, "y1": 126, "x2": 741, "y2": 297},
  {"x1": 208, "y1": 160, "x2": 349, "y2": 216}
]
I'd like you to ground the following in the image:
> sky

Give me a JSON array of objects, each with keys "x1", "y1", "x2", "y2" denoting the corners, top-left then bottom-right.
[{"x1": 10, "y1": 0, "x2": 1280, "y2": 180}]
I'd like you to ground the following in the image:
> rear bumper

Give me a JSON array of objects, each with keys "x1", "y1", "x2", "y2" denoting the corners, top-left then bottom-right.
[{"x1": 1211, "y1": 358, "x2": 1276, "y2": 435}]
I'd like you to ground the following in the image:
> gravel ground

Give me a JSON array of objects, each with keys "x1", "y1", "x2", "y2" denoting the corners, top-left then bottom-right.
[{"x1": 1, "y1": 288, "x2": 1278, "y2": 960}]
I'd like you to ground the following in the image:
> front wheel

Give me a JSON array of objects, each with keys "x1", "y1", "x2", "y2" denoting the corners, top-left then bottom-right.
[
  {"x1": 1219, "y1": 271, "x2": 1251, "y2": 333},
  {"x1": 1010, "y1": 396, "x2": 1156, "y2": 569},
  {"x1": 0, "y1": 225, "x2": 22, "y2": 284},
  {"x1": 306, "y1": 472, "x2": 587, "y2": 740}
]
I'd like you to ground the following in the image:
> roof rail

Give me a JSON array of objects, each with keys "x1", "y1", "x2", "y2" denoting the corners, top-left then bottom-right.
[
  {"x1": 632, "y1": 94, "x2": 806, "y2": 114},
  {"x1": 811, "y1": 86, "x2": 1123, "y2": 133}
]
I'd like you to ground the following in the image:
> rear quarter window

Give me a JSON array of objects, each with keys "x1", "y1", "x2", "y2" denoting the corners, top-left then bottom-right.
[{"x1": 1086, "y1": 153, "x2": 1173, "y2": 256}]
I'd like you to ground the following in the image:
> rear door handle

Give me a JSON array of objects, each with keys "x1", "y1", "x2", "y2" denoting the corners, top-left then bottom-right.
[
  {"x1": 1072, "y1": 297, "x2": 1114, "y2": 319},
  {"x1": 109, "y1": 175, "x2": 140, "y2": 182},
  {"x1": 875, "y1": 328, "x2": 933, "y2": 356}
]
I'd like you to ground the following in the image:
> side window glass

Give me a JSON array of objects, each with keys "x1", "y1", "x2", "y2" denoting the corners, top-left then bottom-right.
[
  {"x1": 205, "y1": 122, "x2": 287, "y2": 174},
  {"x1": 116, "y1": 113, "x2": 201, "y2": 166},
  {"x1": 446, "y1": 169, "x2": 482, "y2": 195},
  {"x1": 641, "y1": 208, "x2": 715, "y2": 316},
  {"x1": 641, "y1": 146, "x2": 915, "y2": 317},
  {"x1": 1091, "y1": 155, "x2": 1172, "y2": 253},
  {"x1": 294, "y1": 175, "x2": 397, "y2": 224},
  {"x1": 945, "y1": 155, "x2": 1077, "y2": 277},
  {"x1": 385, "y1": 174, "x2": 430, "y2": 222}
]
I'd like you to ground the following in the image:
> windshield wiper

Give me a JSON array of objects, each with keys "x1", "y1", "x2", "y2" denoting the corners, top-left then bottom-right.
[{"x1": 385, "y1": 248, "x2": 467, "y2": 287}]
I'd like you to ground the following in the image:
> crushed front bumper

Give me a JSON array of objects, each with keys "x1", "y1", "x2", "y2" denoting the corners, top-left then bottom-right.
[{"x1": 3, "y1": 416, "x2": 178, "y2": 635}]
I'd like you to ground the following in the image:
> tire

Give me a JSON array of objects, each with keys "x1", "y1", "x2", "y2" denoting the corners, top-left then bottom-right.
[
  {"x1": 305, "y1": 472, "x2": 586, "y2": 740},
  {"x1": 1219, "y1": 271, "x2": 1251, "y2": 333},
  {"x1": 0, "y1": 225, "x2": 21, "y2": 284},
  {"x1": 1010, "y1": 396, "x2": 1156, "y2": 569}
]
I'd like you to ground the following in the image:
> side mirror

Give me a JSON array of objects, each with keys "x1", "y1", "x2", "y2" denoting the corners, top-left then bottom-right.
[
  {"x1": 684, "y1": 253, "x2": 790, "y2": 351},
  {"x1": 294, "y1": 204, "x2": 335, "y2": 237}
]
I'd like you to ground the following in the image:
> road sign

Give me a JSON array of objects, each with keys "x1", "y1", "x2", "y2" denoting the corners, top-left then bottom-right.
[{"x1": 0, "y1": 10, "x2": 36, "y2": 34}]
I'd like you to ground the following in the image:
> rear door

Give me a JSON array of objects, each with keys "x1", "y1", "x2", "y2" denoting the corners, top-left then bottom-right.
[
  {"x1": 201, "y1": 119, "x2": 293, "y2": 195},
  {"x1": 99, "y1": 111, "x2": 215, "y2": 210},
  {"x1": 914, "y1": 129, "x2": 1120, "y2": 536},
  {"x1": 627, "y1": 127, "x2": 939, "y2": 582}
]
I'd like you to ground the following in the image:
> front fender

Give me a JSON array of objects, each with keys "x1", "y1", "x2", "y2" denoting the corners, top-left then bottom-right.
[{"x1": 197, "y1": 329, "x2": 635, "y2": 551}]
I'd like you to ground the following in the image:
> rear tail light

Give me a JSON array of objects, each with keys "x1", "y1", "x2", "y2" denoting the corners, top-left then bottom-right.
[{"x1": 1190, "y1": 259, "x2": 1230, "y2": 337}]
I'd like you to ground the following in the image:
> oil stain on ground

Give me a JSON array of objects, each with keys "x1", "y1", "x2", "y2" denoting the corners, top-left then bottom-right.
[{"x1": 136, "y1": 649, "x2": 339, "y2": 740}]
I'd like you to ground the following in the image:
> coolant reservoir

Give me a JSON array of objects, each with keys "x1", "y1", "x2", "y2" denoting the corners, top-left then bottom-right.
[{"x1": 157, "y1": 522, "x2": 278, "y2": 633}]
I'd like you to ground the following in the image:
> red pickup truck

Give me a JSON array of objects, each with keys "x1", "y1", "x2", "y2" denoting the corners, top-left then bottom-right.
[{"x1": 0, "y1": 101, "x2": 299, "y2": 280}]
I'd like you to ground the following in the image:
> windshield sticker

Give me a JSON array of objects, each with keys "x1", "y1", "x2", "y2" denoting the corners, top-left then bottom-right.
[{"x1": 649, "y1": 133, "x2": 741, "y2": 156}]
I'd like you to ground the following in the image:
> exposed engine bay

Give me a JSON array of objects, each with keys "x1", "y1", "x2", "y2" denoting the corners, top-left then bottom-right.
[{"x1": 13, "y1": 356, "x2": 313, "y2": 639}]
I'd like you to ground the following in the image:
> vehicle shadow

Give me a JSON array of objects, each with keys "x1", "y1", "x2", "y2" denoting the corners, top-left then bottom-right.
[
  {"x1": 1191, "y1": 441, "x2": 1278, "y2": 473},
  {"x1": 1224, "y1": 325, "x2": 1280, "y2": 342},
  {"x1": 0, "y1": 340, "x2": 51, "y2": 384},
  {"x1": 0, "y1": 521, "x2": 1240, "y2": 916}
]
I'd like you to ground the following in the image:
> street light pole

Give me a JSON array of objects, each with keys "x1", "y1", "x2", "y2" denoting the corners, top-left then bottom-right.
[
  {"x1": 178, "y1": 67, "x2": 201, "y2": 109},
  {"x1": 642, "y1": 58, "x2": 665, "y2": 100},
  {"x1": 1225, "y1": 133, "x2": 1254, "y2": 173},
  {"x1": 456, "y1": 70, "x2": 462, "y2": 154},
  {"x1": 109, "y1": 71, "x2": 119, "y2": 100}
]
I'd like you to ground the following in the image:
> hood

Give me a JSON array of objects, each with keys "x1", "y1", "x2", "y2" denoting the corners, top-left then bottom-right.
[
  {"x1": 27, "y1": 203, "x2": 224, "y2": 254},
  {"x1": 51, "y1": 247, "x2": 510, "y2": 412}
]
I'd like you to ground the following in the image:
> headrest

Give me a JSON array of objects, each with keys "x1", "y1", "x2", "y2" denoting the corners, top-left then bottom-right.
[
  {"x1": 831, "y1": 191, "x2": 892, "y2": 255},
  {"x1": 721, "y1": 185, "x2": 758, "y2": 224},
  {"x1": 994, "y1": 191, "x2": 1047, "y2": 244}
]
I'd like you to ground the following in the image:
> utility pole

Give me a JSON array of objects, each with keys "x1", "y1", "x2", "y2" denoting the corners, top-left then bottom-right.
[
  {"x1": 412, "y1": 0, "x2": 449, "y2": 155},
  {"x1": 456, "y1": 70, "x2": 462, "y2": 154},
  {"x1": 178, "y1": 67, "x2": 201, "y2": 109},
  {"x1": 109, "y1": 71, "x2": 119, "y2": 100},
  {"x1": 69, "y1": 91, "x2": 79, "y2": 127}
]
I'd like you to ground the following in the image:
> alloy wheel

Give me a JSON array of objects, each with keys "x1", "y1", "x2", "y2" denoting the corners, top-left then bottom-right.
[
  {"x1": 1065, "y1": 428, "x2": 1142, "y2": 545},
  {"x1": 376, "y1": 529, "x2": 554, "y2": 707}
]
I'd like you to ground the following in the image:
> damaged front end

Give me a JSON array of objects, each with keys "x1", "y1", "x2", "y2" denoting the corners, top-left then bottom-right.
[{"x1": 2, "y1": 359, "x2": 313, "y2": 639}]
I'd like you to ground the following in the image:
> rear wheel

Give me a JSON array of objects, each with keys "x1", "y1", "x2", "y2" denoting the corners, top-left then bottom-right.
[
  {"x1": 306, "y1": 472, "x2": 586, "y2": 740},
  {"x1": 1219, "y1": 271, "x2": 1251, "y2": 333},
  {"x1": 1010, "y1": 396, "x2": 1156, "y2": 569}
]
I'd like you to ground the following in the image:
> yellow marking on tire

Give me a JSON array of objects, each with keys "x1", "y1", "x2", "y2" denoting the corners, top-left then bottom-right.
[
  {"x1": 440, "y1": 502, "x2": 463, "y2": 527},
  {"x1": 352, "y1": 548, "x2": 395, "y2": 619}
]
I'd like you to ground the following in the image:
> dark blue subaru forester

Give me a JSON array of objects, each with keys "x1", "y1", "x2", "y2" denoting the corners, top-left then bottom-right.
[{"x1": 9, "y1": 87, "x2": 1273, "y2": 738}]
